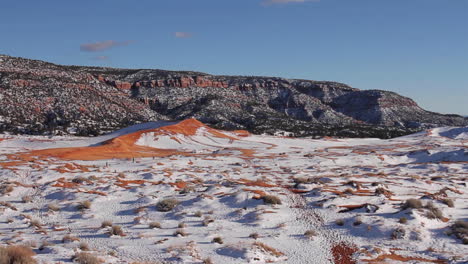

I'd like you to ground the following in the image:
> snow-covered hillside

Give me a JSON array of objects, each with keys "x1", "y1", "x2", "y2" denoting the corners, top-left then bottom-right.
[{"x1": 0, "y1": 119, "x2": 466, "y2": 263}]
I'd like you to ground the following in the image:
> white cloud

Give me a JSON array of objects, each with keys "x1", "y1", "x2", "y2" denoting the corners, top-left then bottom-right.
[{"x1": 175, "y1": 32, "x2": 192, "y2": 38}]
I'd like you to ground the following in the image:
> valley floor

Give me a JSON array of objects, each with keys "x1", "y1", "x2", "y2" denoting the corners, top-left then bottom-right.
[{"x1": 0, "y1": 120, "x2": 467, "y2": 263}]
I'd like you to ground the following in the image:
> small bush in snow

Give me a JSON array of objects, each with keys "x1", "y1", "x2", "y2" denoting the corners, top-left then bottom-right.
[
  {"x1": 173, "y1": 229, "x2": 188, "y2": 237},
  {"x1": 73, "y1": 252, "x2": 102, "y2": 264},
  {"x1": 47, "y1": 203, "x2": 60, "y2": 211},
  {"x1": 63, "y1": 235, "x2": 80, "y2": 243},
  {"x1": 450, "y1": 220, "x2": 468, "y2": 244},
  {"x1": 402, "y1": 198, "x2": 423, "y2": 210},
  {"x1": 156, "y1": 198, "x2": 179, "y2": 212},
  {"x1": 336, "y1": 219, "x2": 345, "y2": 226},
  {"x1": 149, "y1": 222, "x2": 161, "y2": 229},
  {"x1": 77, "y1": 200, "x2": 92, "y2": 210},
  {"x1": 203, "y1": 257, "x2": 214, "y2": 264},
  {"x1": 79, "y1": 242, "x2": 90, "y2": 251},
  {"x1": 261, "y1": 195, "x2": 282, "y2": 205},
  {"x1": 194, "y1": 211, "x2": 203, "y2": 217},
  {"x1": 391, "y1": 227, "x2": 406, "y2": 239},
  {"x1": 304, "y1": 230, "x2": 317, "y2": 239},
  {"x1": 249, "y1": 233, "x2": 260, "y2": 239},
  {"x1": 399, "y1": 217, "x2": 408, "y2": 224},
  {"x1": 22, "y1": 195, "x2": 33, "y2": 203},
  {"x1": 442, "y1": 198, "x2": 455, "y2": 208},
  {"x1": 101, "y1": 220, "x2": 113, "y2": 228},
  {"x1": 0, "y1": 245, "x2": 37, "y2": 264},
  {"x1": 29, "y1": 219, "x2": 42, "y2": 228},
  {"x1": 109, "y1": 225, "x2": 125, "y2": 236},
  {"x1": 72, "y1": 177, "x2": 87, "y2": 184},
  {"x1": 353, "y1": 217, "x2": 363, "y2": 226},
  {"x1": 212, "y1": 236, "x2": 223, "y2": 244},
  {"x1": 203, "y1": 216, "x2": 215, "y2": 226}
]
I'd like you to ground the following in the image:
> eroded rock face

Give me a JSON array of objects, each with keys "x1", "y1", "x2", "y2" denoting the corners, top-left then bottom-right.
[{"x1": 0, "y1": 54, "x2": 466, "y2": 137}]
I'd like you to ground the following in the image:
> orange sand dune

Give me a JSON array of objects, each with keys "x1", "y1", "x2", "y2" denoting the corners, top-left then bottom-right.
[{"x1": 8, "y1": 119, "x2": 240, "y2": 161}]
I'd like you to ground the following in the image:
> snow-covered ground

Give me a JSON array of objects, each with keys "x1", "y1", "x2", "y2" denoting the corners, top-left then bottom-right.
[{"x1": 0, "y1": 119, "x2": 467, "y2": 263}]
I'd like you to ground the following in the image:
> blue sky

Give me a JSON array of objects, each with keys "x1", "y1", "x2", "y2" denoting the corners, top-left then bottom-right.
[{"x1": 1, "y1": 0, "x2": 467, "y2": 115}]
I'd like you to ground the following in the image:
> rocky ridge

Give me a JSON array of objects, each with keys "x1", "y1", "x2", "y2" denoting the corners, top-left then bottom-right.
[{"x1": 1, "y1": 54, "x2": 466, "y2": 138}]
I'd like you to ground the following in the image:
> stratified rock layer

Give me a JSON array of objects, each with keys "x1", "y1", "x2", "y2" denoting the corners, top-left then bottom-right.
[{"x1": 1, "y1": 55, "x2": 466, "y2": 137}]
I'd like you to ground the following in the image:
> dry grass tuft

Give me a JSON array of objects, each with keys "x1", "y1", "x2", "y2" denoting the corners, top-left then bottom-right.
[
  {"x1": 253, "y1": 242, "x2": 284, "y2": 257},
  {"x1": 47, "y1": 203, "x2": 60, "y2": 211},
  {"x1": 22, "y1": 195, "x2": 33, "y2": 203},
  {"x1": 0, "y1": 245, "x2": 36, "y2": 264},
  {"x1": 73, "y1": 252, "x2": 102, "y2": 264},
  {"x1": 442, "y1": 198, "x2": 455, "y2": 208},
  {"x1": 29, "y1": 219, "x2": 41, "y2": 229},
  {"x1": 62, "y1": 234, "x2": 80, "y2": 243},
  {"x1": 79, "y1": 242, "x2": 90, "y2": 251},
  {"x1": 77, "y1": 200, "x2": 92, "y2": 210},
  {"x1": 101, "y1": 220, "x2": 113, "y2": 228},
  {"x1": 109, "y1": 225, "x2": 125, "y2": 236}
]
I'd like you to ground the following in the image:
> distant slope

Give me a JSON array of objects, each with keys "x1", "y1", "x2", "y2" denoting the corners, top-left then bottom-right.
[{"x1": 1, "y1": 54, "x2": 467, "y2": 138}]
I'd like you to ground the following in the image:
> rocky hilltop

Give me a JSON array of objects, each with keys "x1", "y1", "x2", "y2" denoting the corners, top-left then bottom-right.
[{"x1": 1, "y1": 54, "x2": 466, "y2": 138}]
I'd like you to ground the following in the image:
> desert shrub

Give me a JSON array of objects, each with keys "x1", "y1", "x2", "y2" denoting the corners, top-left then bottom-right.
[
  {"x1": 423, "y1": 201, "x2": 444, "y2": 219},
  {"x1": 212, "y1": 237, "x2": 223, "y2": 244},
  {"x1": 0, "y1": 245, "x2": 36, "y2": 264},
  {"x1": 79, "y1": 242, "x2": 90, "y2": 251},
  {"x1": 344, "y1": 188, "x2": 354, "y2": 194},
  {"x1": 353, "y1": 217, "x2": 363, "y2": 226},
  {"x1": 203, "y1": 258, "x2": 213, "y2": 264},
  {"x1": 425, "y1": 207, "x2": 444, "y2": 220},
  {"x1": 401, "y1": 198, "x2": 423, "y2": 210},
  {"x1": 72, "y1": 177, "x2": 87, "y2": 184},
  {"x1": 22, "y1": 195, "x2": 33, "y2": 203},
  {"x1": 77, "y1": 200, "x2": 92, "y2": 210},
  {"x1": 173, "y1": 229, "x2": 188, "y2": 237},
  {"x1": 253, "y1": 242, "x2": 284, "y2": 257},
  {"x1": 304, "y1": 230, "x2": 317, "y2": 239},
  {"x1": 47, "y1": 203, "x2": 60, "y2": 211},
  {"x1": 101, "y1": 220, "x2": 113, "y2": 228},
  {"x1": 450, "y1": 220, "x2": 468, "y2": 244},
  {"x1": 73, "y1": 252, "x2": 102, "y2": 264},
  {"x1": 39, "y1": 241, "x2": 54, "y2": 251},
  {"x1": 156, "y1": 199, "x2": 179, "y2": 212},
  {"x1": 399, "y1": 217, "x2": 408, "y2": 224},
  {"x1": 249, "y1": 233, "x2": 260, "y2": 239},
  {"x1": 0, "y1": 184, "x2": 14, "y2": 195},
  {"x1": 29, "y1": 219, "x2": 41, "y2": 229},
  {"x1": 391, "y1": 227, "x2": 406, "y2": 239},
  {"x1": 202, "y1": 216, "x2": 215, "y2": 226},
  {"x1": 0, "y1": 201, "x2": 17, "y2": 211},
  {"x1": 442, "y1": 198, "x2": 455, "y2": 208},
  {"x1": 149, "y1": 222, "x2": 161, "y2": 229},
  {"x1": 87, "y1": 175, "x2": 99, "y2": 181},
  {"x1": 109, "y1": 225, "x2": 125, "y2": 236},
  {"x1": 335, "y1": 219, "x2": 345, "y2": 226},
  {"x1": 261, "y1": 195, "x2": 282, "y2": 205},
  {"x1": 62, "y1": 234, "x2": 80, "y2": 243},
  {"x1": 194, "y1": 211, "x2": 203, "y2": 217},
  {"x1": 178, "y1": 222, "x2": 187, "y2": 228},
  {"x1": 179, "y1": 186, "x2": 195, "y2": 194}
]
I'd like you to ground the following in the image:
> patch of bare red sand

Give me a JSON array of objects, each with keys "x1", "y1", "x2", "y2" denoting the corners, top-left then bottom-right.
[
  {"x1": 236, "y1": 179, "x2": 277, "y2": 188},
  {"x1": 332, "y1": 243, "x2": 358, "y2": 264}
]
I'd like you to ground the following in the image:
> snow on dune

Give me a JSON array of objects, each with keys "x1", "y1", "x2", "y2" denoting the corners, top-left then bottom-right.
[{"x1": 0, "y1": 122, "x2": 467, "y2": 263}]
